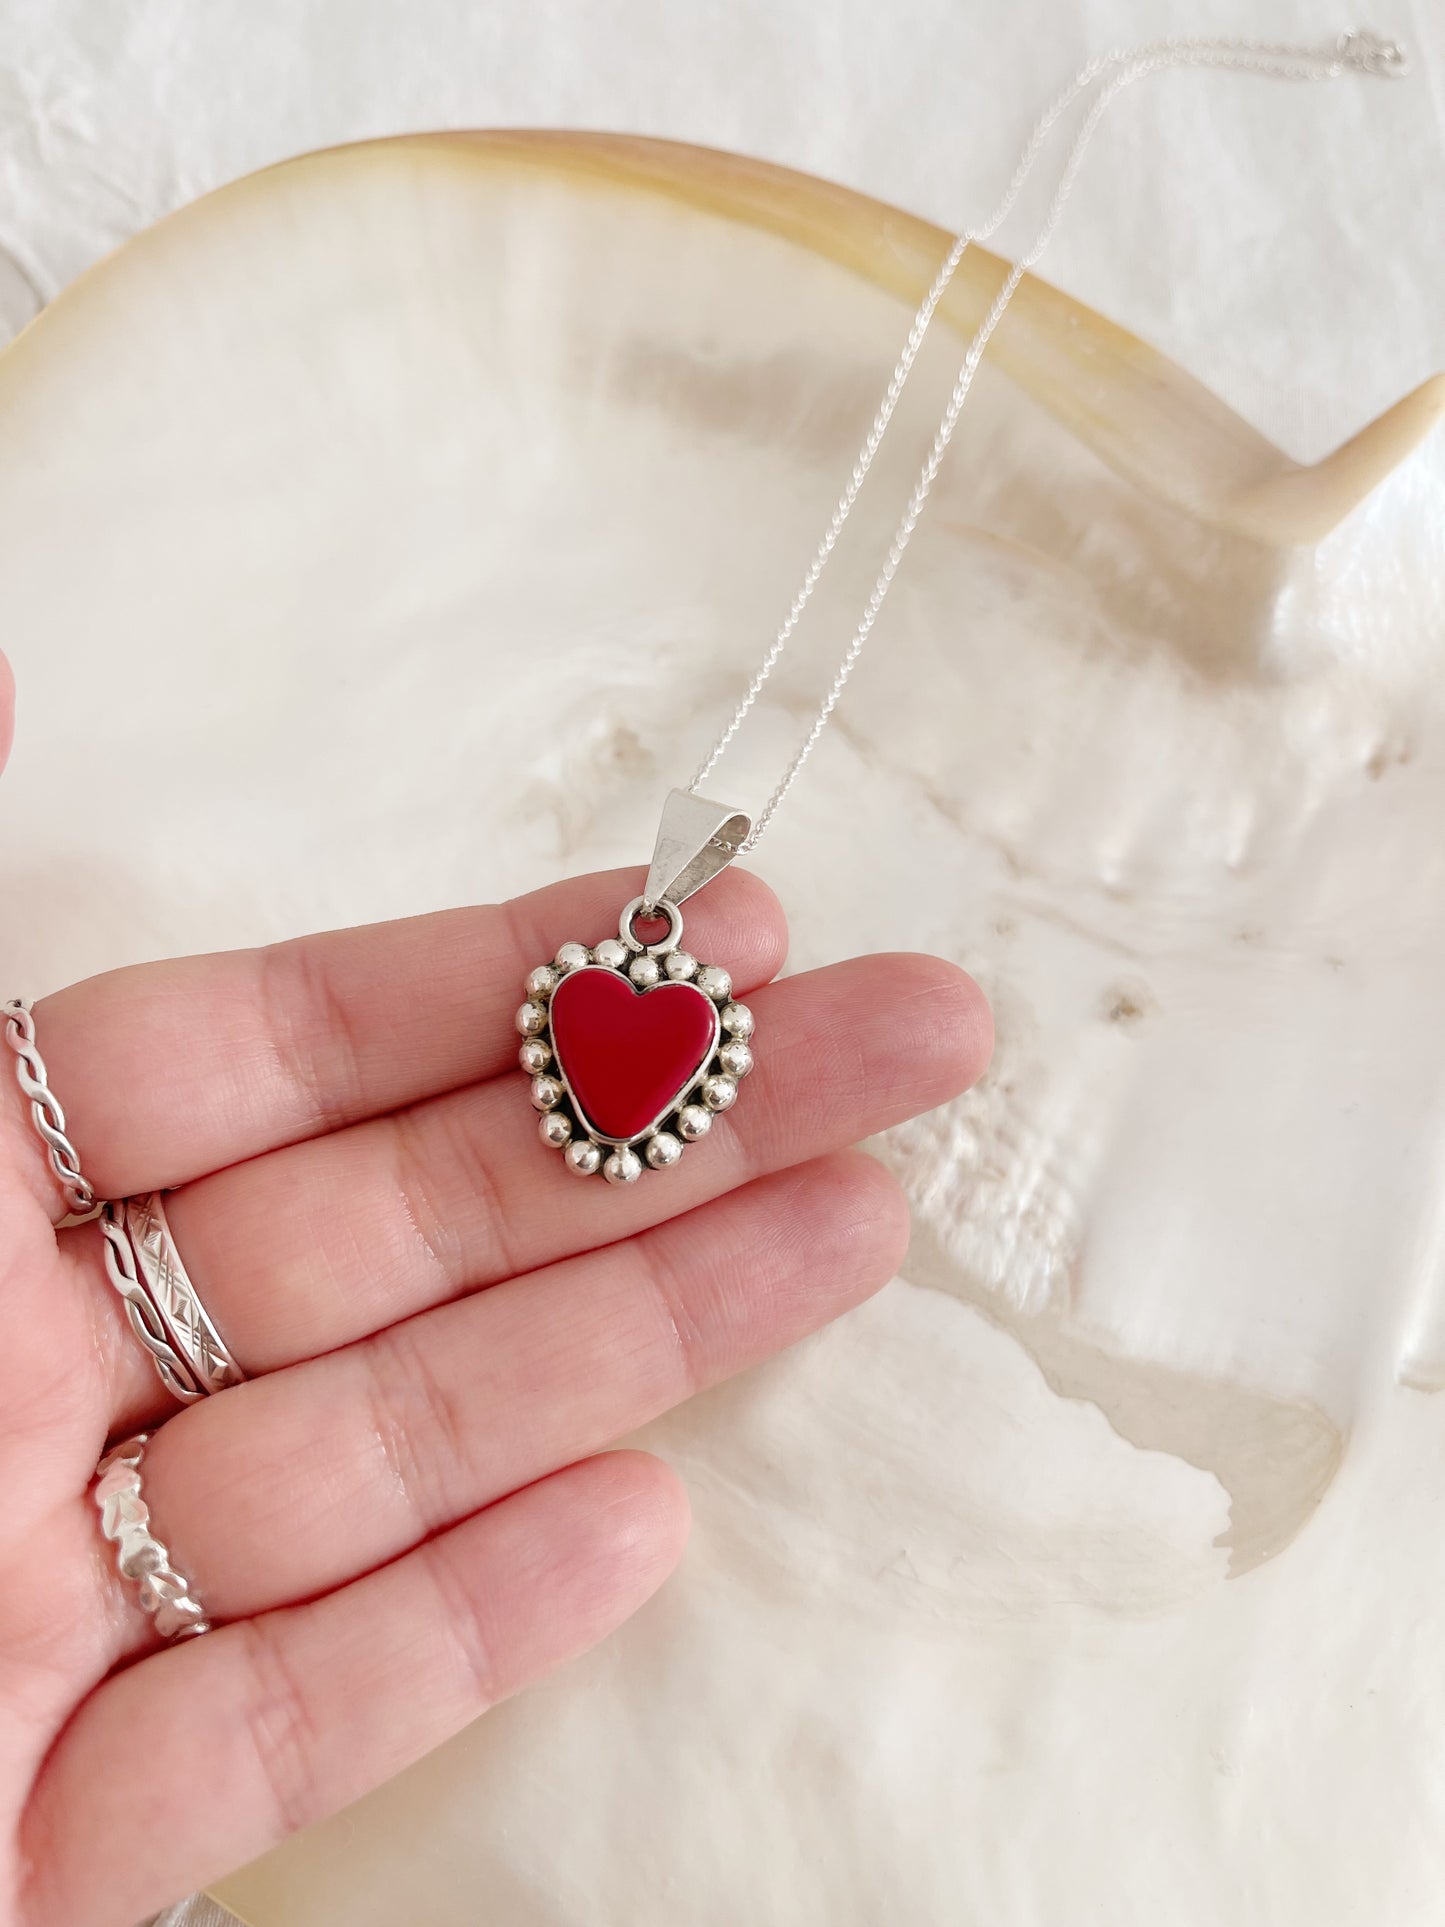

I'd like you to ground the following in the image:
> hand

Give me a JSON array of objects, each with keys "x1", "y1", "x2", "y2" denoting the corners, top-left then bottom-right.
[{"x1": 0, "y1": 653, "x2": 992, "y2": 1926}]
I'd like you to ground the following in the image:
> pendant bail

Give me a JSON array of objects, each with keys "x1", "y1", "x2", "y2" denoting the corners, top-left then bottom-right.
[{"x1": 643, "y1": 788, "x2": 751, "y2": 911}]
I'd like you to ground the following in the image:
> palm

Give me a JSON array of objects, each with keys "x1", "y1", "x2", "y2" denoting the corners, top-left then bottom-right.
[{"x1": 0, "y1": 677, "x2": 989, "y2": 1927}]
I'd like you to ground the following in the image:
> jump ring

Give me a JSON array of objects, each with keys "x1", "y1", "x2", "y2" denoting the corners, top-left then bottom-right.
[
  {"x1": 2, "y1": 996, "x2": 95, "y2": 1216},
  {"x1": 93, "y1": 1433, "x2": 210, "y2": 1640},
  {"x1": 618, "y1": 896, "x2": 684, "y2": 957}
]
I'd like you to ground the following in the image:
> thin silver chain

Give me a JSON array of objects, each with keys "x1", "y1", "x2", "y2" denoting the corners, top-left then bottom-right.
[{"x1": 688, "y1": 29, "x2": 1408, "y2": 851}]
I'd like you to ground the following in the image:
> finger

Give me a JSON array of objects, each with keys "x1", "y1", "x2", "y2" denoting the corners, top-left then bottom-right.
[
  {"x1": 89, "y1": 953, "x2": 988, "y2": 1426},
  {"x1": 18, "y1": 865, "x2": 786, "y2": 1210},
  {"x1": 22, "y1": 1452, "x2": 686, "y2": 1927},
  {"x1": 86, "y1": 1152, "x2": 904, "y2": 1663}
]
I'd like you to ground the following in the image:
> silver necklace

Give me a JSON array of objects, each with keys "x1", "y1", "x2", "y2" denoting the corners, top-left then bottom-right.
[{"x1": 516, "y1": 28, "x2": 1407, "y2": 1186}]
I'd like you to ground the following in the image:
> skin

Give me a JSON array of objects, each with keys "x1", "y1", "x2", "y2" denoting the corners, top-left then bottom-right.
[{"x1": 0, "y1": 650, "x2": 993, "y2": 1925}]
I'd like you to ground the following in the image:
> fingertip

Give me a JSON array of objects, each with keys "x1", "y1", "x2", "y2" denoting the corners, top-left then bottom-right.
[
  {"x1": 598, "y1": 1447, "x2": 693, "y2": 1553},
  {"x1": 559, "y1": 1449, "x2": 692, "y2": 1599},
  {"x1": 682, "y1": 1153, "x2": 910, "y2": 1362},
  {"x1": 688, "y1": 863, "x2": 788, "y2": 991},
  {"x1": 818, "y1": 1147, "x2": 913, "y2": 1281},
  {"x1": 876, "y1": 952, "x2": 994, "y2": 1102},
  {"x1": 720, "y1": 864, "x2": 786, "y2": 932}
]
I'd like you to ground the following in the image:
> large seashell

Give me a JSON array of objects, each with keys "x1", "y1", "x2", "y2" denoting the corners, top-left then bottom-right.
[{"x1": 0, "y1": 134, "x2": 1441, "y2": 1927}]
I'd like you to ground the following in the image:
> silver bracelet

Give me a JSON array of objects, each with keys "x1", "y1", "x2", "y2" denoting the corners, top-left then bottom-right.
[
  {"x1": 3, "y1": 996, "x2": 95, "y2": 1215},
  {"x1": 93, "y1": 1433, "x2": 211, "y2": 1640}
]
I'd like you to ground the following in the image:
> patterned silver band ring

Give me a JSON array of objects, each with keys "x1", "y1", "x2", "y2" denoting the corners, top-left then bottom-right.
[
  {"x1": 99, "y1": 1204, "x2": 209, "y2": 1403},
  {"x1": 2, "y1": 996, "x2": 95, "y2": 1216},
  {"x1": 94, "y1": 1433, "x2": 211, "y2": 1640},
  {"x1": 122, "y1": 1193, "x2": 246, "y2": 1399}
]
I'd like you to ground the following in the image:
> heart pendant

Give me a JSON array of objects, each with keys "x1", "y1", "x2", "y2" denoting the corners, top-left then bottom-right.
[{"x1": 516, "y1": 893, "x2": 756, "y2": 1185}]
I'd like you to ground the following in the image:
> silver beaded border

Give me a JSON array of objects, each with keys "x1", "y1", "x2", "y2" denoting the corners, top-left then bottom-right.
[
  {"x1": 93, "y1": 1433, "x2": 211, "y2": 1640},
  {"x1": 515, "y1": 905, "x2": 756, "y2": 1187},
  {"x1": 2, "y1": 996, "x2": 95, "y2": 1216}
]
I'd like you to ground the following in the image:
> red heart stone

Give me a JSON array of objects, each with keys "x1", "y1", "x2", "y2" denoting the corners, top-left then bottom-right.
[{"x1": 549, "y1": 964, "x2": 720, "y2": 1142}]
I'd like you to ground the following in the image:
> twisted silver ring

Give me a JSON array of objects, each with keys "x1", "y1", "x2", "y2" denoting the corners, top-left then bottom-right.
[
  {"x1": 94, "y1": 1434, "x2": 210, "y2": 1640},
  {"x1": 3, "y1": 996, "x2": 95, "y2": 1216}
]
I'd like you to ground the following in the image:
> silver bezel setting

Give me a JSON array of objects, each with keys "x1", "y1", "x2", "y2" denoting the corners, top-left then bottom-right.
[{"x1": 517, "y1": 902, "x2": 754, "y2": 1180}]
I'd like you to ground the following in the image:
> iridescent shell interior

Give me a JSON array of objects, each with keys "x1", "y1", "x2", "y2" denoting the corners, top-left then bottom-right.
[{"x1": 1, "y1": 133, "x2": 1443, "y2": 1926}]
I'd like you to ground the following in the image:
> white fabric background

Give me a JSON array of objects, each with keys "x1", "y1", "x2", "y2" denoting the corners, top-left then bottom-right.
[{"x1": 0, "y1": 0, "x2": 1440, "y2": 461}]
